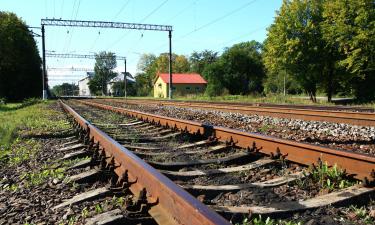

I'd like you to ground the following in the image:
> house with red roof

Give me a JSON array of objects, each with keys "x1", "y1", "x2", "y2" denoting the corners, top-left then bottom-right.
[{"x1": 154, "y1": 73, "x2": 207, "y2": 98}]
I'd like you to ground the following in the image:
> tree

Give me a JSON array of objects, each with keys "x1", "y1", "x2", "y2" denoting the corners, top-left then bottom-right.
[
  {"x1": 51, "y1": 83, "x2": 78, "y2": 96},
  {"x1": 220, "y1": 41, "x2": 264, "y2": 94},
  {"x1": 189, "y1": 50, "x2": 219, "y2": 74},
  {"x1": 263, "y1": 0, "x2": 326, "y2": 102},
  {"x1": 202, "y1": 61, "x2": 226, "y2": 96},
  {"x1": 88, "y1": 51, "x2": 117, "y2": 95},
  {"x1": 0, "y1": 12, "x2": 42, "y2": 101},
  {"x1": 322, "y1": 0, "x2": 375, "y2": 101},
  {"x1": 202, "y1": 41, "x2": 264, "y2": 96}
]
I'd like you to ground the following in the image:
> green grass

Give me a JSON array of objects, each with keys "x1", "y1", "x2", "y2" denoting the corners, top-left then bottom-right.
[
  {"x1": 0, "y1": 100, "x2": 70, "y2": 167},
  {"x1": 0, "y1": 100, "x2": 70, "y2": 147}
]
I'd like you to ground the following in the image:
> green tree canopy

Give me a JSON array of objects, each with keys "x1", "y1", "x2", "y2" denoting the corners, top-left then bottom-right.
[
  {"x1": 263, "y1": 0, "x2": 326, "y2": 102},
  {"x1": 51, "y1": 83, "x2": 78, "y2": 96},
  {"x1": 189, "y1": 50, "x2": 219, "y2": 75},
  {"x1": 88, "y1": 51, "x2": 117, "y2": 95},
  {"x1": 203, "y1": 41, "x2": 265, "y2": 96},
  {"x1": 0, "y1": 12, "x2": 42, "y2": 101},
  {"x1": 322, "y1": 0, "x2": 375, "y2": 100}
]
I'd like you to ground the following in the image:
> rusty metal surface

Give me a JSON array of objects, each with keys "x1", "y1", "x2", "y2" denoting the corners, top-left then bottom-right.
[
  {"x1": 102, "y1": 99, "x2": 375, "y2": 127},
  {"x1": 78, "y1": 99, "x2": 375, "y2": 181},
  {"x1": 59, "y1": 100, "x2": 230, "y2": 225}
]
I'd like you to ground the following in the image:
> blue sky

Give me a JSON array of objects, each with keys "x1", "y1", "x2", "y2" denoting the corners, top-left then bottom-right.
[{"x1": 1, "y1": 0, "x2": 282, "y2": 87}]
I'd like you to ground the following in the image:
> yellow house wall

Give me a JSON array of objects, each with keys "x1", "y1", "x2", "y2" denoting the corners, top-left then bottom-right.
[
  {"x1": 153, "y1": 77, "x2": 168, "y2": 98},
  {"x1": 154, "y1": 77, "x2": 206, "y2": 98}
]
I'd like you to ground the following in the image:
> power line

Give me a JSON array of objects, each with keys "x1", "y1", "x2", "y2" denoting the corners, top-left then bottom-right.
[
  {"x1": 178, "y1": 0, "x2": 258, "y2": 40},
  {"x1": 107, "y1": 0, "x2": 169, "y2": 50},
  {"x1": 60, "y1": 0, "x2": 65, "y2": 18},
  {"x1": 216, "y1": 25, "x2": 266, "y2": 49},
  {"x1": 151, "y1": 0, "x2": 259, "y2": 52},
  {"x1": 113, "y1": 0, "x2": 131, "y2": 20},
  {"x1": 140, "y1": 0, "x2": 169, "y2": 23},
  {"x1": 162, "y1": 0, "x2": 196, "y2": 24}
]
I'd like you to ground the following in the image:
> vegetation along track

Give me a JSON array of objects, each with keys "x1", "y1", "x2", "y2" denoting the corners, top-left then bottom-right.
[
  {"x1": 59, "y1": 99, "x2": 374, "y2": 224},
  {"x1": 98, "y1": 98, "x2": 375, "y2": 127}
]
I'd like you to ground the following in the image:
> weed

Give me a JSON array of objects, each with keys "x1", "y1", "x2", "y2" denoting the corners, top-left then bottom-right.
[
  {"x1": 21, "y1": 166, "x2": 66, "y2": 187},
  {"x1": 348, "y1": 205, "x2": 374, "y2": 223},
  {"x1": 95, "y1": 203, "x2": 103, "y2": 214},
  {"x1": 259, "y1": 124, "x2": 275, "y2": 133},
  {"x1": 310, "y1": 161, "x2": 356, "y2": 190},
  {"x1": 81, "y1": 207, "x2": 89, "y2": 218},
  {"x1": 67, "y1": 215, "x2": 76, "y2": 225},
  {"x1": 234, "y1": 215, "x2": 302, "y2": 225}
]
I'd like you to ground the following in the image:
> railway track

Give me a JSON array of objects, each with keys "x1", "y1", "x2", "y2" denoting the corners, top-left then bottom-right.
[
  {"x1": 55, "y1": 99, "x2": 374, "y2": 224},
  {"x1": 96, "y1": 98, "x2": 375, "y2": 127}
]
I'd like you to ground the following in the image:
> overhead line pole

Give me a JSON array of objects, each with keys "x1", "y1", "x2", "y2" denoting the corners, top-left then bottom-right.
[
  {"x1": 124, "y1": 58, "x2": 127, "y2": 99},
  {"x1": 41, "y1": 25, "x2": 47, "y2": 100},
  {"x1": 168, "y1": 30, "x2": 172, "y2": 99}
]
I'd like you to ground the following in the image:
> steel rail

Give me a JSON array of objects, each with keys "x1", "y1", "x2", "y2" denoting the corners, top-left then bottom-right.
[
  {"x1": 59, "y1": 100, "x2": 229, "y2": 225},
  {"x1": 77, "y1": 100, "x2": 375, "y2": 182},
  {"x1": 102, "y1": 99, "x2": 375, "y2": 127}
]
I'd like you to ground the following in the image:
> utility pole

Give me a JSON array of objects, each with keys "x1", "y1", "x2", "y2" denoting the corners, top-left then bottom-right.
[
  {"x1": 283, "y1": 74, "x2": 286, "y2": 96},
  {"x1": 168, "y1": 30, "x2": 173, "y2": 100},
  {"x1": 124, "y1": 58, "x2": 127, "y2": 99},
  {"x1": 41, "y1": 25, "x2": 47, "y2": 99}
]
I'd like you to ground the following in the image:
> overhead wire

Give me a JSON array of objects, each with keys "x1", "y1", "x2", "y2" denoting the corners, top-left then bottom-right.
[
  {"x1": 162, "y1": 0, "x2": 196, "y2": 24},
  {"x1": 178, "y1": 0, "x2": 258, "y2": 40},
  {"x1": 106, "y1": 0, "x2": 169, "y2": 50},
  {"x1": 113, "y1": 0, "x2": 131, "y2": 20}
]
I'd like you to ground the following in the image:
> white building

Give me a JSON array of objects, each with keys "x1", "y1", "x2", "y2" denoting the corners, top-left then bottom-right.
[{"x1": 78, "y1": 72, "x2": 94, "y2": 96}]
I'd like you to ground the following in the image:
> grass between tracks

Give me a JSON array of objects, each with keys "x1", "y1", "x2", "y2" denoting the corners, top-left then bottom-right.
[{"x1": 0, "y1": 100, "x2": 71, "y2": 190}]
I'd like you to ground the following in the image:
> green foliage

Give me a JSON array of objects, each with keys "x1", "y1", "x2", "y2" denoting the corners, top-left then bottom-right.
[
  {"x1": 203, "y1": 41, "x2": 264, "y2": 96},
  {"x1": 111, "y1": 79, "x2": 136, "y2": 97},
  {"x1": 89, "y1": 51, "x2": 117, "y2": 95},
  {"x1": 263, "y1": 0, "x2": 326, "y2": 102},
  {"x1": 51, "y1": 83, "x2": 79, "y2": 96},
  {"x1": 263, "y1": 70, "x2": 302, "y2": 95},
  {"x1": 0, "y1": 101, "x2": 70, "y2": 162},
  {"x1": 189, "y1": 50, "x2": 219, "y2": 74},
  {"x1": 21, "y1": 166, "x2": 65, "y2": 187},
  {"x1": 322, "y1": 0, "x2": 375, "y2": 101},
  {"x1": 310, "y1": 161, "x2": 355, "y2": 190},
  {"x1": 0, "y1": 12, "x2": 42, "y2": 101},
  {"x1": 95, "y1": 203, "x2": 103, "y2": 214},
  {"x1": 264, "y1": 0, "x2": 375, "y2": 102}
]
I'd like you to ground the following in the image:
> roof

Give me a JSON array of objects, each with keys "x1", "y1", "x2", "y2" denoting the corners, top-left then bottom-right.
[{"x1": 157, "y1": 73, "x2": 207, "y2": 84}]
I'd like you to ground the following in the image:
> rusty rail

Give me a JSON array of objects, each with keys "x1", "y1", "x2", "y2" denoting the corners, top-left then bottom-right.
[
  {"x1": 100, "y1": 98, "x2": 375, "y2": 127},
  {"x1": 77, "y1": 99, "x2": 375, "y2": 182},
  {"x1": 59, "y1": 100, "x2": 230, "y2": 225}
]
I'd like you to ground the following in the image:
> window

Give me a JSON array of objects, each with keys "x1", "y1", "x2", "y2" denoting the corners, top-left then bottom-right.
[
  {"x1": 158, "y1": 83, "x2": 162, "y2": 88},
  {"x1": 185, "y1": 87, "x2": 191, "y2": 90},
  {"x1": 195, "y1": 87, "x2": 200, "y2": 90},
  {"x1": 172, "y1": 87, "x2": 176, "y2": 90}
]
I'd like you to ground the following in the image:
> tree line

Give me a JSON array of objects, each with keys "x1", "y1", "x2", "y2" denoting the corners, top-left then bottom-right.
[
  {"x1": 134, "y1": 0, "x2": 374, "y2": 102},
  {"x1": 1, "y1": 0, "x2": 374, "y2": 102}
]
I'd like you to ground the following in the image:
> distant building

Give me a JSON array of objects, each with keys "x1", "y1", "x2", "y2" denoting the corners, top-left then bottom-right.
[
  {"x1": 154, "y1": 73, "x2": 207, "y2": 98},
  {"x1": 107, "y1": 72, "x2": 134, "y2": 96},
  {"x1": 78, "y1": 72, "x2": 94, "y2": 96}
]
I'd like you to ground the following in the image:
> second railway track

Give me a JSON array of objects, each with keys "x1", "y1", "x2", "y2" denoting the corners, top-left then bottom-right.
[
  {"x1": 97, "y1": 98, "x2": 375, "y2": 127},
  {"x1": 56, "y1": 99, "x2": 375, "y2": 224}
]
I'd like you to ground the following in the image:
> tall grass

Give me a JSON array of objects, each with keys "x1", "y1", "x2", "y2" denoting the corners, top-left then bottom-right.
[{"x1": 0, "y1": 100, "x2": 69, "y2": 147}]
